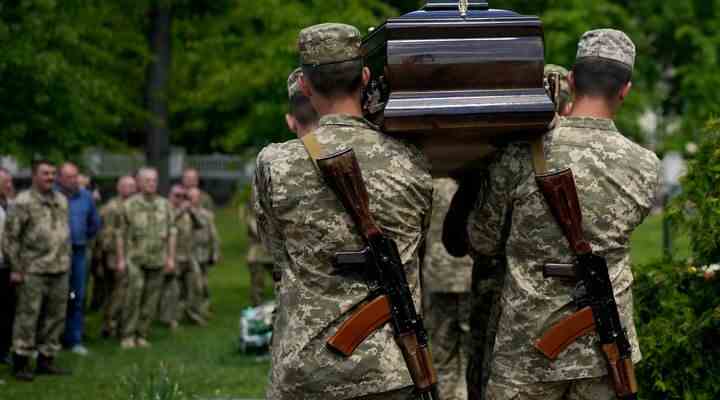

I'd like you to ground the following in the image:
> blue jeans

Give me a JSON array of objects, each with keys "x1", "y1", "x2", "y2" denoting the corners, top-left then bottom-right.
[{"x1": 64, "y1": 245, "x2": 87, "y2": 347}]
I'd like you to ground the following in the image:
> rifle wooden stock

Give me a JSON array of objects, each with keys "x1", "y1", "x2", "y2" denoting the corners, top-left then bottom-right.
[
  {"x1": 535, "y1": 169, "x2": 592, "y2": 255},
  {"x1": 602, "y1": 344, "x2": 639, "y2": 399},
  {"x1": 317, "y1": 149, "x2": 381, "y2": 240},
  {"x1": 327, "y1": 295, "x2": 392, "y2": 357},
  {"x1": 534, "y1": 306, "x2": 595, "y2": 360},
  {"x1": 396, "y1": 332, "x2": 438, "y2": 393}
]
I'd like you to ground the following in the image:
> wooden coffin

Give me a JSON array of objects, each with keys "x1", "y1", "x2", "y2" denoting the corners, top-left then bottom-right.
[{"x1": 362, "y1": 0, "x2": 555, "y2": 176}]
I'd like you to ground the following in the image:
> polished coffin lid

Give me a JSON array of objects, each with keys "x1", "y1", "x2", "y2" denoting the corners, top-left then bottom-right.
[{"x1": 362, "y1": 2, "x2": 555, "y2": 175}]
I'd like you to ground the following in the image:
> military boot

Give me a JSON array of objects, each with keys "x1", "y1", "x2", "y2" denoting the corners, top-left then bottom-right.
[
  {"x1": 12, "y1": 353, "x2": 34, "y2": 382},
  {"x1": 36, "y1": 354, "x2": 71, "y2": 376}
]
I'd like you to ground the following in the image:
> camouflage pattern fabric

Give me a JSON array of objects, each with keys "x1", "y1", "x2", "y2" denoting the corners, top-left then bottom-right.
[
  {"x1": 424, "y1": 178, "x2": 473, "y2": 293},
  {"x1": 12, "y1": 272, "x2": 69, "y2": 357},
  {"x1": 425, "y1": 292, "x2": 471, "y2": 400},
  {"x1": 97, "y1": 197, "x2": 123, "y2": 255},
  {"x1": 121, "y1": 264, "x2": 164, "y2": 340},
  {"x1": 351, "y1": 386, "x2": 416, "y2": 400},
  {"x1": 246, "y1": 197, "x2": 272, "y2": 265},
  {"x1": 248, "y1": 262, "x2": 274, "y2": 307},
  {"x1": 117, "y1": 194, "x2": 176, "y2": 269},
  {"x1": 467, "y1": 116, "x2": 660, "y2": 383},
  {"x1": 576, "y1": 29, "x2": 635, "y2": 69},
  {"x1": 159, "y1": 261, "x2": 204, "y2": 324},
  {"x1": 544, "y1": 64, "x2": 572, "y2": 114},
  {"x1": 192, "y1": 207, "x2": 220, "y2": 265},
  {"x1": 198, "y1": 190, "x2": 215, "y2": 212},
  {"x1": 254, "y1": 113, "x2": 432, "y2": 400},
  {"x1": 287, "y1": 67, "x2": 303, "y2": 99},
  {"x1": 158, "y1": 269, "x2": 179, "y2": 324},
  {"x1": 174, "y1": 208, "x2": 195, "y2": 263},
  {"x1": 298, "y1": 23, "x2": 361, "y2": 66},
  {"x1": 486, "y1": 373, "x2": 615, "y2": 400},
  {"x1": 2, "y1": 188, "x2": 70, "y2": 274},
  {"x1": 102, "y1": 254, "x2": 128, "y2": 335}
]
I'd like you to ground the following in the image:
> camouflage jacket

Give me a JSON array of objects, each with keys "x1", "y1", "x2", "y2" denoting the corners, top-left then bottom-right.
[
  {"x1": 117, "y1": 194, "x2": 176, "y2": 269},
  {"x1": 424, "y1": 178, "x2": 473, "y2": 293},
  {"x1": 245, "y1": 196, "x2": 272, "y2": 264},
  {"x1": 2, "y1": 188, "x2": 71, "y2": 274},
  {"x1": 173, "y1": 207, "x2": 195, "y2": 263},
  {"x1": 97, "y1": 197, "x2": 123, "y2": 255},
  {"x1": 254, "y1": 114, "x2": 433, "y2": 400},
  {"x1": 192, "y1": 207, "x2": 220, "y2": 265},
  {"x1": 468, "y1": 117, "x2": 660, "y2": 382},
  {"x1": 199, "y1": 190, "x2": 214, "y2": 211}
]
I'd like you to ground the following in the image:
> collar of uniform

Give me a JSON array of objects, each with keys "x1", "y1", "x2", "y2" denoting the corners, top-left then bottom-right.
[
  {"x1": 30, "y1": 187, "x2": 58, "y2": 206},
  {"x1": 559, "y1": 116, "x2": 618, "y2": 132},
  {"x1": 318, "y1": 114, "x2": 377, "y2": 130}
]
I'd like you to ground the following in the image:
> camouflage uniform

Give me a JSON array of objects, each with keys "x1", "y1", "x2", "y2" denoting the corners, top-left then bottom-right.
[
  {"x1": 117, "y1": 194, "x2": 176, "y2": 341},
  {"x1": 423, "y1": 178, "x2": 473, "y2": 400},
  {"x1": 198, "y1": 190, "x2": 214, "y2": 211},
  {"x1": 159, "y1": 207, "x2": 204, "y2": 324},
  {"x1": 254, "y1": 22, "x2": 433, "y2": 400},
  {"x1": 544, "y1": 64, "x2": 572, "y2": 114},
  {"x1": 98, "y1": 196, "x2": 128, "y2": 334},
  {"x1": 192, "y1": 206, "x2": 220, "y2": 316},
  {"x1": 2, "y1": 188, "x2": 70, "y2": 358},
  {"x1": 469, "y1": 30, "x2": 659, "y2": 400},
  {"x1": 245, "y1": 195, "x2": 274, "y2": 307}
]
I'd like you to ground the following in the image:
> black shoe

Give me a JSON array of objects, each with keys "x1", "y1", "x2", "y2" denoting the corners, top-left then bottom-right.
[
  {"x1": 12, "y1": 354, "x2": 34, "y2": 382},
  {"x1": 36, "y1": 354, "x2": 71, "y2": 376}
]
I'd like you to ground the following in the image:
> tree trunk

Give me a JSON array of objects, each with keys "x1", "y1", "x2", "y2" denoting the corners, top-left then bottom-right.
[{"x1": 145, "y1": 4, "x2": 172, "y2": 194}]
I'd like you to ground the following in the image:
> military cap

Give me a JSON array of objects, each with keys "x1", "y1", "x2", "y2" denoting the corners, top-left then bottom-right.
[
  {"x1": 544, "y1": 64, "x2": 573, "y2": 112},
  {"x1": 287, "y1": 67, "x2": 303, "y2": 99},
  {"x1": 576, "y1": 29, "x2": 635, "y2": 70},
  {"x1": 298, "y1": 23, "x2": 361, "y2": 66}
]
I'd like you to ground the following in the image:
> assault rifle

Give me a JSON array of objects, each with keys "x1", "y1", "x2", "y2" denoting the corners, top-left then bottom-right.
[
  {"x1": 316, "y1": 148, "x2": 440, "y2": 400},
  {"x1": 533, "y1": 168, "x2": 638, "y2": 400}
]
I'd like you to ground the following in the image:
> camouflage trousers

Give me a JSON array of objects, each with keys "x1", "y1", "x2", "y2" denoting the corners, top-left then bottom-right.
[
  {"x1": 158, "y1": 261, "x2": 205, "y2": 325},
  {"x1": 121, "y1": 263, "x2": 164, "y2": 340},
  {"x1": 425, "y1": 292, "x2": 471, "y2": 400},
  {"x1": 352, "y1": 386, "x2": 416, "y2": 399},
  {"x1": 197, "y1": 262, "x2": 211, "y2": 318},
  {"x1": 485, "y1": 374, "x2": 615, "y2": 400},
  {"x1": 101, "y1": 253, "x2": 128, "y2": 335},
  {"x1": 12, "y1": 272, "x2": 69, "y2": 357},
  {"x1": 248, "y1": 262, "x2": 273, "y2": 307},
  {"x1": 468, "y1": 256, "x2": 506, "y2": 400}
]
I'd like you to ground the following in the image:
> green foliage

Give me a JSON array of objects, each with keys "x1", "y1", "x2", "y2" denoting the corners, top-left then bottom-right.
[
  {"x1": 0, "y1": 0, "x2": 149, "y2": 161},
  {"x1": 668, "y1": 120, "x2": 720, "y2": 264},
  {"x1": 634, "y1": 259, "x2": 720, "y2": 399},
  {"x1": 170, "y1": 0, "x2": 396, "y2": 153},
  {"x1": 121, "y1": 363, "x2": 189, "y2": 400}
]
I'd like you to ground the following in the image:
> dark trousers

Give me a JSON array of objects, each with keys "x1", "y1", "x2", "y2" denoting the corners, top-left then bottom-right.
[
  {"x1": 64, "y1": 245, "x2": 87, "y2": 346},
  {"x1": 0, "y1": 268, "x2": 16, "y2": 357}
]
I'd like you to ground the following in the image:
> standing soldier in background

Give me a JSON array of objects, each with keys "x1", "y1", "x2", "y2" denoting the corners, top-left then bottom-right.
[
  {"x1": 255, "y1": 23, "x2": 433, "y2": 399},
  {"x1": 245, "y1": 191, "x2": 275, "y2": 307},
  {"x1": 0, "y1": 168, "x2": 14, "y2": 365},
  {"x1": 98, "y1": 176, "x2": 137, "y2": 338},
  {"x1": 285, "y1": 67, "x2": 319, "y2": 139},
  {"x1": 424, "y1": 178, "x2": 474, "y2": 400},
  {"x1": 466, "y1": 30, "x2": 659, "y2": 399},
  {"x1": 159, "y1": 185, "x2": 206, "y2": 328},
  {"x1": 182, "y1": 168, "x2": 214, "y2": 211},
  {"x1": 188, "y1": 187, "x2": 220, "y2": 318},
  {"x1": 544, "y1": 64, "x2": 574, "y2": 116},
  {"x1": 116, "y1": 167, "x2": 177, "y2": 349},
  {"x1": 3, "y1": 161, "x2": 71, "y2": 380}
]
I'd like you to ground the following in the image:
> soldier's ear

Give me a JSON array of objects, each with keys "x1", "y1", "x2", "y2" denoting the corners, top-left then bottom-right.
[
  {"x1": 619, "y1": 81, "x2": 632, "y2": 102},
  {"x1": 285, "y1": 114, "x2": 298, "y2": 134},
  {"x1": 300, "y1": 75, "x2": 312, "y2": 98},
  {"x1": 361, "y1": 67, "x2": 371, "y2": 88}
]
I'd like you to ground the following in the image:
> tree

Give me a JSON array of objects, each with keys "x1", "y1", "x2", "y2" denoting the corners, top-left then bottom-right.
[{"x1": 0, "y1": 0, "x2": 148, "y2": 162}]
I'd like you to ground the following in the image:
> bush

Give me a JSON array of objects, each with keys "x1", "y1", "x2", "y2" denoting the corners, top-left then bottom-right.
[{"x1": 668, "y1": 120, "x2": 720, "y2": 265}]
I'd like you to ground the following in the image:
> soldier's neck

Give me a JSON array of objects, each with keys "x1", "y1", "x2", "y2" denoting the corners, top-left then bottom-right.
[
  {"x1": 142, "y1": 192, "x2": 155, "y2": 201},
  {"x1": 315, "y1": 96, "x2": 363, "y2": 119},
  {"x1": 569, "y1": 97, "x2": 617, "y2": 120}
]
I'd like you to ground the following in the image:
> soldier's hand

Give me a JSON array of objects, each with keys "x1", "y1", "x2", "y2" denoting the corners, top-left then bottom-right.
[
  {"x1": 10, "y1": 272, "x2": 24, "y2": 285},
  {"x1": 117, "y1": 258, "x2": 126, "y2": 273},
  {"x1": 164, "y1": 259, "x2": 176, "y2": 273}
]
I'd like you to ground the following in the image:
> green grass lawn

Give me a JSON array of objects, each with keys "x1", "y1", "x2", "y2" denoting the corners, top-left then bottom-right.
[
  {"x1": 0, "y1": 208, "x2": 271, "y2": 399},
  {"x1": 0, "y1": 208, "x2": 686, "y2": 399},
  {"x1": 630, "y1": 212, "x2": 690, "y2": 265}
]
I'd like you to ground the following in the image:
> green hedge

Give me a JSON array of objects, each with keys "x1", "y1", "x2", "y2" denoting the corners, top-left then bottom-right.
[{"x1": 634, "y1": 259, "x2": 720, "y2": 399}]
